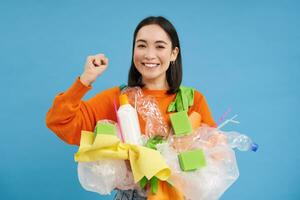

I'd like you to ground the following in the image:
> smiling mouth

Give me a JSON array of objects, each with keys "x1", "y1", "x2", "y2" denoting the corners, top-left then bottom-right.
[{"x1": 142, "y1": 63, "x2": 160, "y2": 68}]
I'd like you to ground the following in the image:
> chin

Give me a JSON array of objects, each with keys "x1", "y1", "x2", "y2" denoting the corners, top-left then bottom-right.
[{"x1": 141, "y1": 74, "x2": 161, "y2": 81}]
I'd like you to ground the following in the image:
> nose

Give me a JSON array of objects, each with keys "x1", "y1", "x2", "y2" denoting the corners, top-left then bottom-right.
[{"x1": 144, "y1": 48, "x2": 156, "y2": 60}]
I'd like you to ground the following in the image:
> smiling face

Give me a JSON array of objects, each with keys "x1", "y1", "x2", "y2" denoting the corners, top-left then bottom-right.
[{"x1": 133, "y1": 24, "x2": 179, "y2": 87}]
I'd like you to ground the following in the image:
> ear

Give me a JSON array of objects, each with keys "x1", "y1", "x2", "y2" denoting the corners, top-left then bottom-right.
[{"x1": 171, "y1": 47, "x2": 179, "y2": 61}]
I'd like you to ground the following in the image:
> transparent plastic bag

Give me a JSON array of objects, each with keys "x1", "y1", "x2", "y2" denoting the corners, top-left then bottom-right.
[
  {"x1": 78, "y1": 159, "x2": 135, "y2": 195},
  {"x1": 122, "y1": 87, "x2": 169, "y2": 138},
  {"x1": 156, "y1": 126, "x2": 240, "y2": 200},
  {"x1": 171, "y1": 125, "x2": 227, "y2": 151}
]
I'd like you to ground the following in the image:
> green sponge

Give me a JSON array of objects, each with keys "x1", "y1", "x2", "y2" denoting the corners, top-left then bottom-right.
[
  {"x1": 170, "y1": 111, "x2": 192, "y2": 136},
  {"x1": 95, "y1": 123, "x2": 117, "y2": 136},
  {"x1": 178, "y1": 149, "x2": 206, "y2": 171}
]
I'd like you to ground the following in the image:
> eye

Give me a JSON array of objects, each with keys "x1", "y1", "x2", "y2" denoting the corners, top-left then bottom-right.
[
  {"x1": 137, "y1": 44, "x2": 146, "y2": 48},
  {"x1": 157, "y1": 45, "x2": 165, "y2": 49}
]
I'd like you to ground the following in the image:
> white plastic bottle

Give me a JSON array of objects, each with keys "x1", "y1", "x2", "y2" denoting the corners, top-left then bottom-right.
[
  {"x1": 225, "y1": 131, "x2": 259, "y2": 152},
  {"x1": 117, "y1": 94, "x2": 141, "y2": 145}
]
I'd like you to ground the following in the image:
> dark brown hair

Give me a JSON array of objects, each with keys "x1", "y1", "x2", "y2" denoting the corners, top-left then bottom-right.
[{"x1": 127, "y1": 16, "x2": 182, "y2": 94}]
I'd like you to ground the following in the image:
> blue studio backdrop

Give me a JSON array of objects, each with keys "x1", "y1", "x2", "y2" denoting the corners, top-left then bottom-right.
[{"x1": 1, "y1": 0, "x2": 299, "y2": 200}]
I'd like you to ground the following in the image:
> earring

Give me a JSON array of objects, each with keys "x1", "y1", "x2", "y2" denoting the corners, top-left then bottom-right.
[{"x1": 171, "y1": 61, "x2": 175, "y2": 66}]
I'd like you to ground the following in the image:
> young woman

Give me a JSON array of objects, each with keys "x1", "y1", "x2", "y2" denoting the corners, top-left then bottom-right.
[{"x1": 46, "y1": 16, "x2": 216, "y2": 200}]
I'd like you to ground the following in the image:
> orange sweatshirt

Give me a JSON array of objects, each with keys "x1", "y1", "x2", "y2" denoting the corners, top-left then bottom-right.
[{"x1": 46, "y1": 78, "x2": 216, "y2": 146}]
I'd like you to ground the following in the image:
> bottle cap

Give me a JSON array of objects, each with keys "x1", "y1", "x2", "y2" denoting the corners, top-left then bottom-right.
[
  {"x1": 119, "y1": 94, "x2": 129, "y2": 106},
  {"x1": 251, "y1": 143, "x2": 259, "y2": 152}
]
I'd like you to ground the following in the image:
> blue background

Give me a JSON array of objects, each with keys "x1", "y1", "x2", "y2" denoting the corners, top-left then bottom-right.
[{"x1": 1, "y1": 0, "x2": 299, "y2": 199}]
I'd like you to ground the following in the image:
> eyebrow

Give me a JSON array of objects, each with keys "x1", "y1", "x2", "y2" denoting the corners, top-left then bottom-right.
[{"x1": 136, "y1": 39, "x2": 168, "y2": 45}]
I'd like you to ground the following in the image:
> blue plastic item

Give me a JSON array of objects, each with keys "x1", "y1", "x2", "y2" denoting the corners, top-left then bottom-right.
[{"x1": 225, "y1": 132, "x2": 259, "y2": 152}]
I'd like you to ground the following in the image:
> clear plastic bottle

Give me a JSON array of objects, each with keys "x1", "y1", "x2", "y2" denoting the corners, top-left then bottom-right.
[
  {"x1": 225, "y1": 132, "x2": 258, "y2": 152},
  {"x1": 117, "y1": 94, "x2": 141, "y2": 145}
]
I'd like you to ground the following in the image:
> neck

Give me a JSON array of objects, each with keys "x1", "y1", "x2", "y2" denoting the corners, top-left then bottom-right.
[{"x1": 143, "y1": 76, "x2": 169, "y2": 90}]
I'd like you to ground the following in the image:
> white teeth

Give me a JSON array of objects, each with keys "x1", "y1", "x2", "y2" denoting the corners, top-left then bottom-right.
[{"x1": 144, "y1": 63, "x2": 159, "y2": 68}]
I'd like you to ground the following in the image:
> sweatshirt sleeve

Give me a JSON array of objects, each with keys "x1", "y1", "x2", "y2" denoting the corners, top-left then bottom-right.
[
  {"x1": 45, "y1": 78, "x2": 120, "y2": 146},
  {"x1": 193, "y1": 90, "x2": 217, "y2": 127}
]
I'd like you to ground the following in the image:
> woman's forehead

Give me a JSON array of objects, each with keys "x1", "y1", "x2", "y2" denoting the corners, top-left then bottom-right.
[{"x1": 135, "y1": 24, "x2": 171, "y2": 44}]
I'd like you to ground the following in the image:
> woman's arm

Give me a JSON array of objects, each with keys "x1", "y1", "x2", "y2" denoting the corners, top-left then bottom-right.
[
  {"x1": 46, "y1": 54, "x2": 110, "y2": 145},
  {"x1": 46, "y1": 78, "x2": 97, "y2": 145}
]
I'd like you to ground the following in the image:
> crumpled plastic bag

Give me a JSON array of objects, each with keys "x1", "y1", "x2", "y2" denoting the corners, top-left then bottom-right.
[
  {"x1": 122, "y1": 87, "x2": 169, "y2": 138},
  {"x1": 156, "y1": 126, "x2": 239, "y2": 200},
  {"x1": 77, "y1": 160, "x2": 135, "y2": 195}
]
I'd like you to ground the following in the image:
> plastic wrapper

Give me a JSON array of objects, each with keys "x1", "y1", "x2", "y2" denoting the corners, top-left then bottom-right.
[
  {"x1": 122, "y1": 87, "x2": 169, "y2": 138},
  {"x1": 171, "y1": 125, "x2": 227, "y2": 151},
  {"x1": 156, "y1": 126, "x2": 240, "y2": 200},
  {"x1": 78, "y1": 160, "x2": 136, "y2": 195}
]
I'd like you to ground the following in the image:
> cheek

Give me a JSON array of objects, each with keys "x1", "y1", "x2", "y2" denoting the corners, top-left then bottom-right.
[
  {"x1": 159, "y1": 49, "x2": 172, "y2": 60},
  {"x1": 133, "y1": 50, "x2": 143, "y2": 64},
  {"x1": 160, "y1": 53, "x2": 171, "y2": 65}
]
